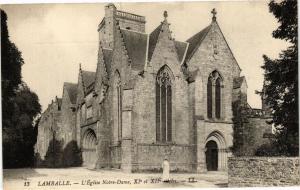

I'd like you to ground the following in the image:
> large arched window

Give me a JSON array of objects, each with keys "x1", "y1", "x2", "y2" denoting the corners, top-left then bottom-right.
[
  {"x1": 156, "y1": 66, "x2": 173, "y2": 142},
  {"x1": 207, "y1": 71, "x2": 223, "y2": 119}
]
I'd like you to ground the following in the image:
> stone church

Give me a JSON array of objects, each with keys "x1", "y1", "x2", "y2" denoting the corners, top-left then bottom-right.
[{"x1": 35, "y1": 4, "x2": 271, "y2": 172}]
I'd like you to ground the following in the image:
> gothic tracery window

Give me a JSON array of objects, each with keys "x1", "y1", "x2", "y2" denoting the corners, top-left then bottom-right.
[
  {"x1": 207, "y1": 71, "x2": 223, "y2": 119},
  {"x1": 156, "y1": 66, "x2": 173, "y2": 142}
]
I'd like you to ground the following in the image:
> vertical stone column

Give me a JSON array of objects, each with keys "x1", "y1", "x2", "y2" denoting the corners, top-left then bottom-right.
[
  {"x1": 196, "y1": 119, "x2": 207, "y2": 173},
  {"x1": 218, "y1": 149, "x2": 226, "y2": 171},
  {"x1": 96, "y1": 121, "x2": 109, "y2": 169},
  {"x1": 121, "y1": 88, "x2": 133, "y2": 172},
  {"x1": 218, "y1": 148, "x2": 230, "y2": 171},
  {"x1": 121, "y1": 137, "x2": 132, "y2": 172}
]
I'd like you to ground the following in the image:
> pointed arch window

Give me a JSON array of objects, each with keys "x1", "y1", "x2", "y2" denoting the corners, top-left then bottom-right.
[
  {"x1": 156, "y1": 66, "x2": 173, "y2": 142},
  {"x1": 207, "y1": 71, "x2": 223, "y2": 119}
]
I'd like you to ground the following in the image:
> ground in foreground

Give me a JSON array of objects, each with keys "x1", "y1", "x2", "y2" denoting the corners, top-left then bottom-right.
[{"x1": 4, "y1": 167, "x2": 228, "y2": 189}]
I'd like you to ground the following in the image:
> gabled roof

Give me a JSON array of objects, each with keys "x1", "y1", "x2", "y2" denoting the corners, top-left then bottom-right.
[
  {"x1": 148, "y1": 23, "x2": 163, "y2": 61},
  {"x1": 148, "y1": 20, "x2": 188, "y2": 64},
  {"x1": 185, "y1": 25, "x2": 211, "y2": 62},
  {"x1": 185, "y1": 21, "x2": 241, "y2": 71},
  {"x1": 174, "y1": 40, "x2": 188, "y2": 63},
  {"x1": 233, "y1": 76, "x2": 246, "y2": 89},
  {"x1": 81, "y1": 70, "x2": 96, "y2": 88},
  {"x1": 120, "y1": 29, "x2": 147, "y2": 71},
  {"x1": 64, "y1": 82, "x2": 77, "y2": 104}
]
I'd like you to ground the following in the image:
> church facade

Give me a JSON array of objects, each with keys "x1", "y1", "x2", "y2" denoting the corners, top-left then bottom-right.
[{"x1": 35, "y1": 4, "x2": 270, "y2": 172}]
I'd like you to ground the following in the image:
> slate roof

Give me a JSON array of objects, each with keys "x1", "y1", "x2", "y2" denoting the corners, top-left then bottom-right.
[
  {"x1": 81, "y1": 70, "x2": 96, "y2": 88},
  {"x1": 64, "y1": 82, "x2": 77, "y2": 104},
  {"x1": 174, "y1": 41, "x2": 188, "y2": 63},
  {"x1": 233, "y1": 76, "x2": 246, "y2": 89},
  {"x1": 185, "y1": 25, "x2": 211, "y2": 62},
  {"x1": 148, "y1": 23, "x2": 163, "y2": 61},
  {"x1": 120, "y1": 29, "x2": 147, "y2": 71}
]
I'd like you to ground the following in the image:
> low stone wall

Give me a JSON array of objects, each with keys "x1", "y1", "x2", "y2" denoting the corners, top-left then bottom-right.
[{"x1": 228, "y1": 157, "x2": 300, "y2": 187}]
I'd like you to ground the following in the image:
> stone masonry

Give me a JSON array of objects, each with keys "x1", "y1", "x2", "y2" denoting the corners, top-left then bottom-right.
[
  {"x1": 35, "y1": 4, "x2": 271, "y2": 172},
  {"x1": 228, "y1": 157, "x2": 300, "y2": 187}
]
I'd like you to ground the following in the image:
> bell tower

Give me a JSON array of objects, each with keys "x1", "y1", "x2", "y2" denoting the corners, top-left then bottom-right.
[{"x1": 98, "y1": 3, "x2": 116, "y2": 49}]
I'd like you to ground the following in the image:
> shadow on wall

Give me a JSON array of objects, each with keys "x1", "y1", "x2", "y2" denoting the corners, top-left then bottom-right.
[{"x1": 34, "y1": 140, "x2": 82, "y2": 168}]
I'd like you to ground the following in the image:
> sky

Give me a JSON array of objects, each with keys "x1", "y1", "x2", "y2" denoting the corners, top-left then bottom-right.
[{"x1": 1, "y1": 1, "x2": 289, "y2": 111}]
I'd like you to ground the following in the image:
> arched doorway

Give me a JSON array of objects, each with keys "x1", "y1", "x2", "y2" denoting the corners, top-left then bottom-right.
[
  {"x1": 205, "y1": 140, "x2": 218, "y2": 171},
  {"x1": 82, "y1": 129, "x2": 97, "y2": 167}
]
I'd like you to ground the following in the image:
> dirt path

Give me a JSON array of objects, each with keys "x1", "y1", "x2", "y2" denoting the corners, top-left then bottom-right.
[{"x1": 3, "y1": 168, "x2": 228, "y2": 189}]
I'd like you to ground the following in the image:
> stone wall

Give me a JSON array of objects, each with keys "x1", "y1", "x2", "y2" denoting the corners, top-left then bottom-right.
[
  {"x1": 228, "y1": 157, "x2": 300, "y2": 187},
  {"x1": 134, "y1": 143, "x2": 196, "y2": 172},
  {"x1": 35, "y1": 98, "x2": 62, "y2": 167},
  {"x1": 110, "y1": 145, "x2": 121, "y2": 169}
]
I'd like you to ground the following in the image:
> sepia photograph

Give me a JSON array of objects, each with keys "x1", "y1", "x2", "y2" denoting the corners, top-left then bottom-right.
[{"x1": 1, "y1": 0, "x2": 299, "y2": 189}]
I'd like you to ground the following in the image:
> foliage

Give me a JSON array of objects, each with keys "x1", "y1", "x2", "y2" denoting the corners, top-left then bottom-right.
[
  {"x1": 1, "y1": 9, "x2": 23, "y2": 130},
  {"x1": 262, "y1": 0, "x2": 298, "y2": 156},
  {"x1": 255, "y1": 139, "x2": 283, "y2": 157},
  {"x1": 43, "y1": 138, "x2": 64, "y2": 168},
  {"x1": 1, "y1": 9, "x2": 42, "y2": 168},
  {"x1": 62, "y1": 140, "x2": 82, "y2": 167},
  {"x1": 3, "y1": 84, "x2": 41, "y2": 168}
]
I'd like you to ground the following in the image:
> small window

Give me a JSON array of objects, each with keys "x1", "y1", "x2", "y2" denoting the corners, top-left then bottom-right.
[{"x1": 126, "y1": 26, "x2": 131, "y2": 30}]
